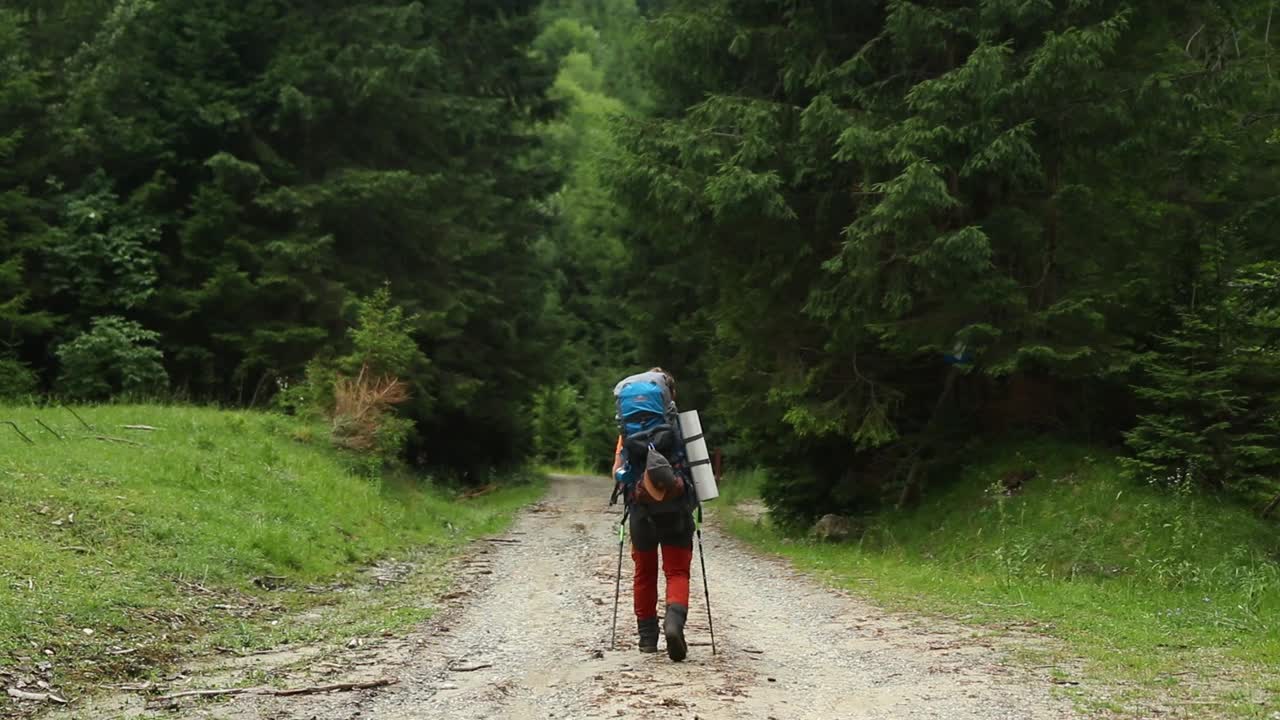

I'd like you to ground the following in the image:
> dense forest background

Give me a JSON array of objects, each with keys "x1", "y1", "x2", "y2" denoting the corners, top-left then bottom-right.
[{"x1": 2, "y1": 1, "x2": 1278, "y2": 520}]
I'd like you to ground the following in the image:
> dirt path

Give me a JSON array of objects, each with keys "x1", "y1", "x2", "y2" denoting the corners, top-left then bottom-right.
[{"x1": 50, "y1": 475, "x2": 1082, "y2": 719}]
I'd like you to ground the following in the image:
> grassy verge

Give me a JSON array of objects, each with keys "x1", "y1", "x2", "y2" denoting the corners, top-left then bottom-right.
[
  {"x1": 0, "y1": 404, "x2": 543, "y2": 711},
  {"x1": 716, "y1": 442, "x2": 1280, "y2": 718}
]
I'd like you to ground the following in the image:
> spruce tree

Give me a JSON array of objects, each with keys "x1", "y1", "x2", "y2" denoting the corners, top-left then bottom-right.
[
  {"x1": 611, "y1": 0, "x2": 1280, "y2": 518},
  {"x1": 1125, "y1": 259, "x2": 1280, "y2": 502},
  {"x1": 41, "y1": 0, "x2": 560, "y2": 466},
  {"x1": 0, "y1": 10, "x2": 54, "y2": 386}
]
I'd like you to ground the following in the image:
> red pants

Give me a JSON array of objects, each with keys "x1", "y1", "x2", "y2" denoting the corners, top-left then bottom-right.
[{"x1": 630, "y1": 511, "x2": 694, "y2": 620}]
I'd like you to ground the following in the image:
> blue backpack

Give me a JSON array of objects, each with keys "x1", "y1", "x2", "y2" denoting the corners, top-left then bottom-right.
[{"x1": 613, "y1": 371, "x2": 692, "y2": 504}]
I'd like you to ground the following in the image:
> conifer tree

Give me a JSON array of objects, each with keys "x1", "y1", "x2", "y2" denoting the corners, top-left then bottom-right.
[
  {"x1": 0, "y1": 10, "x2": 54, "y2": 390},
  {"x1": 611, "y1": 0, "x2": 1280, "y2": 518}
]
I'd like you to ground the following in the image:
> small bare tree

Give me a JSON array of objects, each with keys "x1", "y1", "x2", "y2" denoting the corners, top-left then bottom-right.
[{"x1": 330, "y1": 363, "x2": 410, "y2": 453}]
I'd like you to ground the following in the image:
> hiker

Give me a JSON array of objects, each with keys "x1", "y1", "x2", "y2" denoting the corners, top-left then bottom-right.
[{"x1": 611, "y1": 367, "x2": 697, "y2": 661}]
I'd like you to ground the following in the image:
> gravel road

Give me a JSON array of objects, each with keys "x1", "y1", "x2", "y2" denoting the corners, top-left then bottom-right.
[{"x1": 49, "y1": 474, "x2": 1081, "y2": 719}]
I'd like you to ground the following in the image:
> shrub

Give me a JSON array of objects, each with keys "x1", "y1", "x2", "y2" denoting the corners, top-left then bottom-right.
[
  {"x1": 273, "y1": 360, "x2": 337, "y2": 418},
  {"x1": 343, "y1": 285, "x2": 426, "y2": 379},
  {"x1": 328, "y1": 287, "x2": 426, "y2": 464},
  {"x1": 330, "y1": 363, "x2": 412, "y2": 463},
  {"x1": 1124, "y1": 261, "x2": 1280, "y2": 504},
  {"x1": 0, "y1": 355, "x2": 38, "y2": 400},
  {"x1": 278, "y1": 287, "x2": 428, "y2": 465},
  {"x1": 55, "y1": 316, "x2": 167, "y2": 401}
]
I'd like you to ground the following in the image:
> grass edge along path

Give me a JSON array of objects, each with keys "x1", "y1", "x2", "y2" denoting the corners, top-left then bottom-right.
[
  {"x1": 714, "y1": 443, "x2": 1280, "y2": 719},
  {"x1": 0, "y1": 404, "x2": 545, "y2": 714}
]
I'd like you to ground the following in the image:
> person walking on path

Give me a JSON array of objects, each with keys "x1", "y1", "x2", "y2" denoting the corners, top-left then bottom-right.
[{"x1": 611, "y1": 368, "x2": 697, "y2": 661}]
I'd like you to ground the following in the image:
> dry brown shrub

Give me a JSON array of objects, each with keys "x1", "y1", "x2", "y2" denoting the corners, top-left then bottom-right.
[{"x1": 330, "y1": 363, "x2": 410, "y2": 452}]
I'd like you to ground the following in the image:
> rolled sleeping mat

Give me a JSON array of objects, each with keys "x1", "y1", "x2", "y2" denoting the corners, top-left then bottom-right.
[{"x1": 678, "y1": 410, "x2": 718, "y2": 501}]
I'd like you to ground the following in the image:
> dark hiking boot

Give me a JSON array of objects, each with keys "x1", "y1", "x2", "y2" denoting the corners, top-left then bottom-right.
[
  {"x1": 664, "y1": 604, "x2": 688, "y2": 662},
  {"x1": 637, "y1": 617, "x2": 659, "y2": 653}
]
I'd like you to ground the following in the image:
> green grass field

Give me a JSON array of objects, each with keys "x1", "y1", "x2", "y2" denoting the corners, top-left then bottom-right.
[
  {"x1": 0, "y1": 404, "x2": 542, "y2": 701},
  {"x1": 717, "y1": 442, "x2": 1280, "y2": 718}
]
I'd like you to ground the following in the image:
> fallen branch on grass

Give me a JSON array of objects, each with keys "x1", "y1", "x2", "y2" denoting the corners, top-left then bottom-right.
[
  {"x1": 64, "y1": 406, "x2": 93, "y2": 430},
  {"x1": 90, "y1": 435, "x2": 143, "y2": 447},
  {"x1": 2, "y1": 421, "x2": 33, "y2": 444},
  {"x1": 35, "y1": 419, "x2": 64, "y2": 440},
  {"x1": 266, "y1": 678, "x2": 397, "y2": 696},
  {"x1": 6, "y1": 688, "x2": 68, "y2": 704}
]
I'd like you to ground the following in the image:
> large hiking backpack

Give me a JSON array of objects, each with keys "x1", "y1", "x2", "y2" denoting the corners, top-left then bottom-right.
[{"x1": 614, "y1": 371, "x2": 693, "y2": 508}]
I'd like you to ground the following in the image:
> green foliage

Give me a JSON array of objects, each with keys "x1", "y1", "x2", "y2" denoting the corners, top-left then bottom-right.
[
  {"x1": 578, "y1": 374, "x2": 627, "y2": 471},
  {"x1": 0, "y1": 354, "x2": 37, "y2": 400},
  {"x1": 0, "y1": 403, "x2": 544, "y2": 695},
  {"x1": 538, "y1": 0, "x2": 652, "y2": 111},
  {"x1": 5, "y1": 0, "x2": 1280, "y2": 510},
  {"x1": 0, "y1": 9, "x2": 55, "y2": 361},
  {"x1": 529, "y1": 1, "x2": 649, "y2": 470},
  {"x1": 612, "y1": 0, "x2": 1280, "y2": 520},
  {"x1": 342, "y1": 285, "x2": 429, "y2": 381},
  {"x1": 272, "y1": 360, "x2": 335, "y2": 419},
  {"x1": 55, "y1": 316, "x2": 168, "y2": 401},
  {"x1": 280, "y1": 287, "x2": 427, "y2": 465},
  {"x1": 3, "y1": 1, "x2": 562, "y2": 471},
  {"x1": 1125, "y1": 314, "x2": 1252, "y2": 492},
  {"x1": 531, "y1": 383, "x2": 583, "y2": 467},
  {"x1": 334, "y1": 288, "x2": 422, "y2": 466},
  {"x1": 721, "y1": 443, "x2": 1280, "y2": 714},
  {"x1": 42, "y1": 171, "x2": 159, "y2": 313},
  {"x1": 0, "y1": 254, "x2": 45, "y2": 349},
  {"x1": 1125, "y1": 260, "x2": 1280, "y2": 501}
]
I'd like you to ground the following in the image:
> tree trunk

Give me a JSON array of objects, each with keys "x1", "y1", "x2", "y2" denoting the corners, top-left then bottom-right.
[{"x1": 896, "y1": 366, "x2": 962, "y2": 509}]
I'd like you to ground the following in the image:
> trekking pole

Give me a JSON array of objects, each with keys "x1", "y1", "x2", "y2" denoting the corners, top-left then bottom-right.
[
  {"x1": 609, "y1": 507, "x2": 630, "y2": 650},
  {"x1": 695, "y1": 504, "x2": 717, "y2": 655}
]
